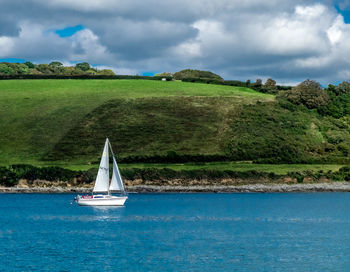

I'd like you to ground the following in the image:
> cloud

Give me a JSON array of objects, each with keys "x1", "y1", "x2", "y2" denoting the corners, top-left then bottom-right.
[
  {"x1": 0, "y1": 0, "x2": 350, "y2": 83},
  {"x1": 70, "y1": 29, "x2": 113, "y2": 63},
  {"x1": 0, "y1": 22, "x2": 113, "y2": 65}
]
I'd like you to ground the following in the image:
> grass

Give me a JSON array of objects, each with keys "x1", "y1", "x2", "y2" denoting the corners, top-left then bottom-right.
[
  {"x1": 19, "y1": 161, "x2": 344, "y2": 175},
  {"x1": 0, "y1": 79, "x2": 274, "y2": 165},
  {"x1": 1, "y1": 78, "x2": 349, "y2": 174}
]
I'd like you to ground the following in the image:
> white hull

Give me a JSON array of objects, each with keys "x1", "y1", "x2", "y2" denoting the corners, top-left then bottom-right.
[{"x1": 77, "y1": 195, "x2": 128, "y2": 206}]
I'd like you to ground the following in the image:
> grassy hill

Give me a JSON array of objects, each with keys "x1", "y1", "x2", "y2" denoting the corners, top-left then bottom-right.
[
  {"x1": 2, "y1": 78, "x2": 350, "y2": 176},
  {"x1": 0, "y1": 79, "x2": 273, "y2": 166}
]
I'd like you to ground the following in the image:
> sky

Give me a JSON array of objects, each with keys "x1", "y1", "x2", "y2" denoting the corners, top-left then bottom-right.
[{"x1": 1, "y1": 0, "x2": 350, "y2": 84}]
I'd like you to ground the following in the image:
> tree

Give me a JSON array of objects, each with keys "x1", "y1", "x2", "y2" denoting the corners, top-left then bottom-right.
[
  {"x1": 262, "y1": 78, "x2": 278, "y2": 94},
  {"x1": 75, "y1": 62, "x2": 91, "y2": 71},
  {"x1": 16, "y1": 63, "x2": 29, "y2": 74},
  {"x1": 279, "y1": 79, "x2": 329, "y2": 109},
  {"x1": 98, "y1": 69, "x2": 115, "y2": 75},
  {"x1": 336, "y1": 81, "x2": 350, "y2": 96},
  {"x1": 254, "y1": 79, "x2": 262, "y2": 87},
  {"x1": 264, "y1": 78, "x2": 277, "y2": 89},
  {"x1": 36, "y1": 64, "x2": 52, "y2": 74},
  {"x1": 49, "y1": 61, "x2": 63, "y2": 67},
  {"x1": 0, "y1": 63, "x2": 14, "y2": 75},
  {"x1": 173, "y1": 69, "x2": 223, "y2": 80},
  {"x1": 24, "y1": 61, "x2": 35, "y2": 69}
]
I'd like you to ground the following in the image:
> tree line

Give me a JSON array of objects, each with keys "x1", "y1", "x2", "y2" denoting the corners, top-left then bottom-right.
[
  {"x1": 0, "y1": 61, "x2": 115, "y2": 76},
  {"x1": 3, "y1": 163, "x2": 350, "y2": 187},
  {"x1": 159, "y1": 69, "x2": 350, "y2": 119}
]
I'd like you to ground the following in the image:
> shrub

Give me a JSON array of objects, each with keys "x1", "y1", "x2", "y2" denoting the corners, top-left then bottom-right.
[
  {"x1": 0, "y1": 166, "x2": 18, "y2": 186},
  {"x1": 173, "y1": 69, "x2": 223, "y2": 81},
  {"x1": 75, "y1": 62, "x2": 91, "y2": 71},
  {"x1": 0, "y1": 63, "x2": 14, "y2": 75},
  {"x1": 278, "y1": 79, "x2": 329, "y2": 109},
  {"x1": 263, "y1": 78, "x2": 278, "y2": 94}
]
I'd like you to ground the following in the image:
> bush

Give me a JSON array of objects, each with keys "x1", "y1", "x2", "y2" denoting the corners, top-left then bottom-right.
[
  {"x1": 173, "y1": 69, "x2": 223, "y2": 81},
  {"x1": 75, "y1": 62, "x2": 91, "y2": 71},
  {"x1": 118, "y1": 167, "x2": 275, "y2": 182},
  {"x1": 0, "y1": 63, "x2": 14, "y2": 75},
  {"x1": 278, "y1": 79, "x2": 329, "y2": 109},
  {"x1": 332, "y1": 166, "x2": 350, "y2": 181},
  {"x1": 0, "y1": 166, "x2": 18, "y2": 186}
]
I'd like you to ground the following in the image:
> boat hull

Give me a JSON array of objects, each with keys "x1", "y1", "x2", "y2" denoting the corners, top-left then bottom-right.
[{"x1": 77, "y1": 195, "x2": 128, "y2": 206}]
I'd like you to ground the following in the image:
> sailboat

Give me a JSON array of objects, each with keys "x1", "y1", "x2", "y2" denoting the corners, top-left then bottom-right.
[{"x1": 76, "y1": 138, "x2": 128, "y2": 206}]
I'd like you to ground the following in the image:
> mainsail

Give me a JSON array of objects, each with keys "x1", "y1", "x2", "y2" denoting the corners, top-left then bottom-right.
[
  {"x1": 93, "y1": 139, "x2": 110, "y2": 193},
  {"x1": 110, "y1": 156, "x2": 125, "y2": 192}
]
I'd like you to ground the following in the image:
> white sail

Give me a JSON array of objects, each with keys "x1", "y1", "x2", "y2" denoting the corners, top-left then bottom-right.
[
  {"x1": 109, "y1": 156, "x2": 125, "y2": 192},
  {"x1": 93, "y1": 139, "x2": 109, "y2": 193}
]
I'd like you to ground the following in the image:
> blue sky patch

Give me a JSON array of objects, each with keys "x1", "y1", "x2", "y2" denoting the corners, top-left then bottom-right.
[
  {"x1": 335, "y1": 4, "x2": 350, "y2": 23},
  {"x1": 55, "y1": 25, "x2": 85, "y2": 37},
  {"x1": 142, "y1": 72, "x2": 159, "y2": 76},
  {"x1": 0, "y1": 58, "x2": 26, "y2": 63}
]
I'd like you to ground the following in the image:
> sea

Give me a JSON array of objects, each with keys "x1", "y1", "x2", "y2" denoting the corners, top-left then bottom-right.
[{"x1": 1, "y1": 193, "x2": 350, "y2": 271}]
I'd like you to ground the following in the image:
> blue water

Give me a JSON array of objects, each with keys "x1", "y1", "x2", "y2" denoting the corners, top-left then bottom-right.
[{"x1": 1, "y1": 193, "x2": 350, "y2": 271}]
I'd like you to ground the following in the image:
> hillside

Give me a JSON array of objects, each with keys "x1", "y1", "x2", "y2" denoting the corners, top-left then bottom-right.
[
  {"x1": 0, "y1": 79, "x2": 273, "y2": 166},
  {"x1": 2, "y1": 79, "x2": 350, "y2": 173}
]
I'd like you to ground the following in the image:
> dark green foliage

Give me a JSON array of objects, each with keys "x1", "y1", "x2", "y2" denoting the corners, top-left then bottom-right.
[
  {"x1": 173, "y1": 69, "x2": 223, "y2": 80},
  {"x1": 24, "y1": 61, "x2": 35, "y2": 69},
  {"x1": 75, "y1": 62, "x2": 91, "y2": 71},
  {"x1": 49, "y1": 61, "x2": 63, "y2": 67},
  {"x1": 331, "y1": 166, "x2": 350, "y2": 181},
  {"x1": 98, "y1": 69, "x2": 115, "y2": 75},
  {"x1": 36, "y1": 64, "x2": 52, "y2": 74},
  {"x1": 0, "y1": 74, "x2": 172, "y2": 80},
  {"x1": 3, "y1": 163, "x2": 350, "y2": 187},
  {"x1": 79, "y1": 168, "x2": 97, "y2": 184},
  {"x1": 223, "y1": 80, "x2": 248, "y2": 87},
  {"x1": 119, "y1": 167, "x2": 276, "y2": 181},
  {"x1": 263, "y1": 78, "x2": 278, "y2": 94},
  {"x1": 287, "y1": 171, "x2": 305, "y2": 183},
  {"x1": 41, "y1": 89, "x2": 350, "y2": 164},
  {"x1": 320, "y1": 83, "x2": 350, "y2": 118},
  {"x1": 0, "y1": 63, "x2": 15, "y2": 75},
  {"x1": 31, "y1": 166, "x2": 77, "y2": 181},
  {"x1": 181, "y1": 77, "x2": 223, "y2": 84},
  {"x1": 0, "y1": 61, "x2": 118, "y2": 77},
  {"x1": 276, "y1": 85, "x2": 292, "y2": 91},
  {"x1": 226, "y1": 102, "x2": 323, "y2": 163},
  {"x1": 333, "y1": 82, "x2": 350, "y2": 96},
  {"x1": 0, "y1": 63, "x2": 29, "y2": 75},
  {"x1": 278, "y1": 79, "x2": 329, "y2": 109},
  {"x1": 0, "y1": 164, "x2": 79, "y2": 186},
  {"x1": 180, "y1": 76, "x2": 291, "y2": 94},
  {"x1": 45, "y1": 97, "x2": 226, "y2": 160},
  {"x1": 116, "y1": 153, "x2": 229, "y2": 163},
  {"x1": 0, "y1": 166, "x2": 18, "y2": 186}
]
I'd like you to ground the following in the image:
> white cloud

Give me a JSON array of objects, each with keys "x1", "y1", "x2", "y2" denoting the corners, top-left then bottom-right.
[
  {"x1": 1, "y1": 1, "x2": 350, "y2": 83},
  {"x1": 0, "y1": 36, "x2": 14, "y2": 57},
  {"x1": 327, "y1": 15, "x2": 344, "y2": 44},
  {"x1": 33, "y1": 0, "x2": 119, "y2": 12},
  {"x1": 71, "y1": 29, "x2": 113, "y2": 63}
]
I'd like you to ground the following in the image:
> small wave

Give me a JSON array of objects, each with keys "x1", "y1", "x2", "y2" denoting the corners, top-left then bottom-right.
[{"x1": 28, "y1": 214, "x2": 350, "y2": 224}]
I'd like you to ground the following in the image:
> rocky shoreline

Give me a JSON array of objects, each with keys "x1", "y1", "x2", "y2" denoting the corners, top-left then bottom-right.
[{"x1": 2, "y1": 182, "x2": 350, "y2": 193}]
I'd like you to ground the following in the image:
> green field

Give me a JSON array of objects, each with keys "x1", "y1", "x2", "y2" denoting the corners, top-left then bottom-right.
[
  {"x1": 1, "y1": 79, "x2": 350, "y2": 177},
  {"x1": 0, "y1": 79, "x2": 273, "y2": 165},
  {"x1": 64, "y1": 162, "x2": 344, "y2": 175}
]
